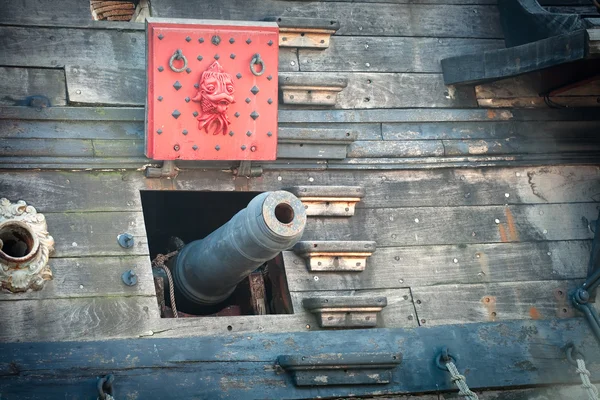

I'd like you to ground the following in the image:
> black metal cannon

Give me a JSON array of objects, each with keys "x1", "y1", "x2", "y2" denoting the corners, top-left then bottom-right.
[{"x1": 172, "y1": 191, "x2": 307, "y2": 307}]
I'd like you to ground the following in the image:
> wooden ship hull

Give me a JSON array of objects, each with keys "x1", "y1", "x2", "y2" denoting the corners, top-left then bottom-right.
[{"x1": 0, "y1": 0, "x2": 600, "y2": 398}]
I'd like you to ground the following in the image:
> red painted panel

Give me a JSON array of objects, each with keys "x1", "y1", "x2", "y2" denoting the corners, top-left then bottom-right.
[{"x1": 146, "y1": 20, "x2": 279, "y2": 161}]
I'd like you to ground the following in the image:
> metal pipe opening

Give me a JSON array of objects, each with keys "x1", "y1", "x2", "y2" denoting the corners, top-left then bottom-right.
[
  {"x1": 275, "y1": 203, "x2": 295, "y2": 224},
  {"x1": 0, "y1": 221, "x2": 39, "y2": 263}
]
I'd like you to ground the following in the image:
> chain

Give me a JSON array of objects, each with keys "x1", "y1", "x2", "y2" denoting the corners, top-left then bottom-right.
[
  {"x1": 446, "y1": 360, "x2": 479, "y2": 400},
  {"x1": 152, "y1": 250, "x2": 180, "y2": 318},
  {"x1": 97, "y1": 374, "x2": 114, "y2": 400}
]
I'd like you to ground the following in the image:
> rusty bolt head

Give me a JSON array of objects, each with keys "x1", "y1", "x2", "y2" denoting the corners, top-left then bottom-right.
[
  {"x1": 174, "y1": 144, "x2": 180, "y2": 151},
  {"x1": 122, "y1": 269, "x2": 138, "y2": 286},
  {"x1": 211, "y1": 35, "x2": 221, "y2": 46},
  {"x1": 117, "y1": 233, "x2": 134, "y2": 249}
]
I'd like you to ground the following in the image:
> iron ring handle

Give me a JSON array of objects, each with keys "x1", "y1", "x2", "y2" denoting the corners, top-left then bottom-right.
[
  {"x1": 435, "y1": 346, "x2": 456, "y2": 371},
  {"x1": 566, "y1": 342, "x2": 585, "y2": 366},
  {"x1": 169, "y1": 49, "x2": 188, "y2": 73},
  {"x1": 250, "y1": 53, "x2": 265, "y2": 76}
]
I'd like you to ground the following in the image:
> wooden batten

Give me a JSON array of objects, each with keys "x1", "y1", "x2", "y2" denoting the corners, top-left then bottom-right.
[
  {"x1": 292, "y1": 241, "x2": 376, "y2": 272},
  {"x1": 302, "y1": 296, "x2": 387, "y2": 328},
  {"x1": 265, "y1": 17, "x2": 340, "y2": 49},
  {"x1": 279, "y1": 73, "x2": 348, "y2": 106},
  {"x1": 286, "y1": 185, "x2": 365, "y2": 216}
]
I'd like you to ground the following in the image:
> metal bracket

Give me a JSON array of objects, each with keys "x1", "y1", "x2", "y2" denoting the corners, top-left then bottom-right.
[
  {"x1": 145, "y1": 160, "x2": 178, "y2": 178},
  {"x1": 233, "y1": 161, "x2": 263, "y2": 177},
  {"x1": 279, "y1": 73, "x2": 348, "y2": 106},
  {"x1": 293, "y1": 240, "x2": 376, "y2": 272},
  {"x1": 286, "y1": 186, "x2": 364, "y2": 217},
  {"x1": 277, "y1": 352, "x2": 401, "y2": 386},
  {"x1": 265, "y1": 17, "x2": 340, "y2": 49},
  {"x1": 302, "y1": 296, "x2": 387, "y2": 328}
]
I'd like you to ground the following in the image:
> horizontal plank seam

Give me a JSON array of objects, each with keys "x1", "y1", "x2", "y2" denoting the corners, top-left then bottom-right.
[
  {"x1": 0, "y1": 294, "x2": 157, "y2": 302},
  {"x1": 410, "y1": 277, "x2": 585, "y2": 289}
]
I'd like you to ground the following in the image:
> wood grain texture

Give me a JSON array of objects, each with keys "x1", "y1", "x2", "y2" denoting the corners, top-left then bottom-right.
[
  {"x1": 442, "y1": 30, "x2": 587, "y2": 85},
  {"x1": 411, "y1": 280, "x2": 582, "y2": 326},
  {"x1": 347, "y1": 140, "x2": 444, "y2": 157},
  {"x1": 0, "y1": 67, "x2": 66, "y2": 106},
  {"x1": 0, "y1": 320, "x2": 598, "y2": 398},
  {"x1": 150, "y1": 1, "x2": 503, "y2": 38},
  {"x1": 44, "y1": 212, "x2": 149, "y2": 257},
  {"x1": 301, "y1": 203, "x2": 598, "y2": 247},
  {"x1": 0, "y1": 297, "x2": 160, "y2": 342},
  {"x1": 299, "y1": 37, "x2": 504, "y2": 73},
  {"x1": 0, "y1": 26, "x2": 299, "y2": 73},
  {"x1": 0, "y1": 256, "x2": 155, "y2": 301},
  {"x1": 3, "y1": 105, "x2": 596, "y2": 123},
  {"x1": 443, "y1": 137, "x2": 600, "y2": 156},
  {"x1": 334, "y1": 73, "x2": 478, "y2": 109},
  {"x1": 0, "y1": 26, "x2": 297, "y2": 106},
  {"x1": 290, "y1": 289, "x2": 416, "y2": 328},
  {"x1": 284, "y1": 240, "x2": 591, "y2": 291},
  {"x1": 382, "y1": 120, "x2": 600, "y2": 140},
  {"x1": 2, "y1": 166, "x2": 598, "y2": 214}
]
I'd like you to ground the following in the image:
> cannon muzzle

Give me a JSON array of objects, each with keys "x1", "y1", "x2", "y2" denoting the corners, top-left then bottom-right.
[{"x1": 172, "y1": 191, "x2": 307, "y2": 307}]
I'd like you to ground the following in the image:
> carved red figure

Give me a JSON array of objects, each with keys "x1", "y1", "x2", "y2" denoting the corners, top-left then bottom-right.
[{"x1": 191, "y1": 61, "x2": 235, "y2": 135}]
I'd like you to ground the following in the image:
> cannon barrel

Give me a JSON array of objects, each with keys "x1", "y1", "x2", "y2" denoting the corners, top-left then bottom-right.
[{"x1": 172, "y1": 191, "x2": 307, "y2": 306}]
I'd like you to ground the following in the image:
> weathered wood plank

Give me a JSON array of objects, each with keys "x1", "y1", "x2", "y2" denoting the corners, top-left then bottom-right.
[
  {"x1": 151, "y1": 1, "x2": 503, "y2": 38},
  {"x1": 0, "y1": 120, "x2": 144, "y2": 140},
  {"x1": 347, "y1": 141, "x2": 444, "y2": 157},
  {"x1": 0, "y1": 138, "x2": 144, "y2": 158},
  {"x1": 0, "y1": 0, "x2": 92, "y2": 26},
  {"x1": 441, "y1": 30, "x2": 587, "y2": 85},
  {"x1": 290, "y1": 289, "x2": 416, "y2": 328},
  {"x1": 284, "y1": 241, "x2": 591, "y2": 291},
  {"x1": 476, "y1": 74, "x2": 600, "y2": 99},
  {"x1": 63, "y1": 70, "x2": 478, "y2": 107},
  {"x1": 3, "y1": 106, "x2": 597, "y2": 123},
  {"x1": 411, "y1": 280, "x2": 582, "y2": 326},
  {"x1": 0, "y1": 157, "x2": 152, "y2": 170},
  {"x1": 443, "y1": 136, "x2": 600, "y2": 156},
  {"x1": 334, "y1": 73, "x2": 478, "y2": 109},
  {"x1": 2, "y1": 166, "x2": 598, "y2": 214},
  {"x1": 0, "y1": 319, "x2": 598, "y2": 398},
  {"x1": 0, "y1": 26, "x2": 299, "y2": 72},
  {"x1": 589, "y1": 28, "x2": 600, "y2": 56},
  {"x1": 0, "y1": 256, "x2": 155, "y2": 301},
  {"x1": 0, "y1": 139, "x2": 93, "y2": 157},
  {"x1": 0, "y1": 67, "x2": 66, "y2": 106},
  {"x1": 0, "y1": 297, "x2": 160, "y2": 342},
  {"x1": 301, "y1": 203, "x2": 598, "y2": 246},
  {"x1": 278, "y1": 143, "x2": 348, "y2": 159},
  {"x1": 444, "y1": 386, "x2": 600, "y2": 400},
  {"x1": 382, "y1": 121, "x2": 600, "y2": 140},
  {"x1": 477, "y1": 96, "x2": 600, "y2": 108},
  {"x1": 299, "y1": 37, "x2": 504, "y2": 73},
  {"x1": 44, "y1": 212, "x2": 149, "y2": 257},
  {"x1": 0, "y1": 26, "x2": 297, "y2": 106}
]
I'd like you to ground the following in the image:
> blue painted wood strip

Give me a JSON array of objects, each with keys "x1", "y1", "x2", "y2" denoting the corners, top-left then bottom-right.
[{"x1": 0, "y1": 319, "x2": 598, "y2": 398}]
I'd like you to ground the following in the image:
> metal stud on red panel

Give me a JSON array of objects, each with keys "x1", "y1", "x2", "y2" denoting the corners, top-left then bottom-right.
[{"x1": 146, "y1": 18, "x2": 279, "y2": 161}]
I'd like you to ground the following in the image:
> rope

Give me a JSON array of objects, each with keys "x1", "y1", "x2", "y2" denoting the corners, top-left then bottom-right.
[
  {"x1": 152, "y1": 250, "x2": 180, "y2": 318},
  {"x1": 446, "y1": 361, "x2": 479, "y2": 400},
  {"x1": 576, "y1": 358, "x2": 599, "y2": 400}
]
